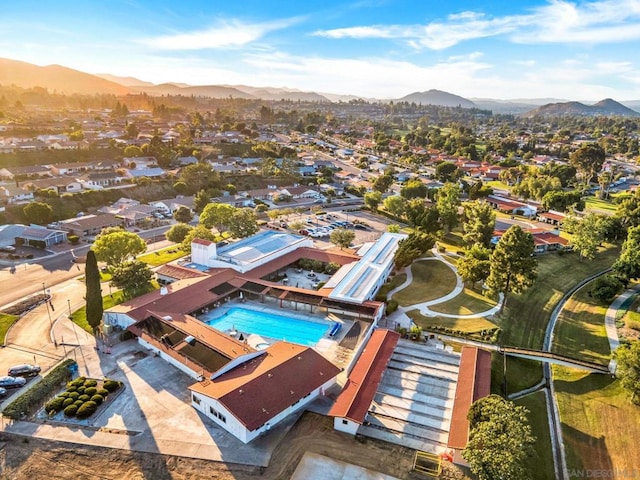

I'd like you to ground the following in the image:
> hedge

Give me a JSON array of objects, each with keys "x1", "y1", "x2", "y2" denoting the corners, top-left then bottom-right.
[
  {"x1": 2, "y1": 359, "x2": 76, "y2": 420},
  {"x1": 64, "y1": 405, "x2": 78, "y2": 417},
  {"x1": 76, "y1": 401, "x2": 98, "y2": 419},
  {"x1": 103, "y1": 379, "x2": 123, "y2": 392}
]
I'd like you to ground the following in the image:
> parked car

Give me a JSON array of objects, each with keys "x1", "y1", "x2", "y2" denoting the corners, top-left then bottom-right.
[
  {"x1": 353, "y1": 224, "x2": 370, "y2": 231},
  {"x1": 8, "y1": 364, "x2": 41, "y2": 377},
  {"x1": 0, "y1": 387, "x2": 6, "y2": 397},
  {"x1": 0, "y1": 376, "x2": 27, "y2": 389}
]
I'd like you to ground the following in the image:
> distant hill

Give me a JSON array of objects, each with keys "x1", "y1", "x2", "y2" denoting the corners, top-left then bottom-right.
[
  {"x1": 397, "y1": 89, "x2": 476, "y2": 108},
  {"x1": 524, "y1": 98, "x2": 640, "y2": 117},
  {"x1": 130, "y1": 83, "x2": 257, "y2": 99},
  {"x1": 0, "y1": 57, "x2": 129, "y2": 95},
  {"x1": 95, "y1": 73, "x2": 155, "y2": 88},
  {"x1": 231, "y1": 85, "x2": 330, "y2": 102}
]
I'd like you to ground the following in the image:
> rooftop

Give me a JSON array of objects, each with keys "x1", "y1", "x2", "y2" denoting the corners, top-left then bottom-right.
[
  {"x1": 189, "y1": 341, "x2": 341, "y2": 431},
  {"x1": 328, "y1": 232, "x2": 406, "y2": 304},
  {"x1": 216, "y1": 230, "x2": 309, "y2": 266}
]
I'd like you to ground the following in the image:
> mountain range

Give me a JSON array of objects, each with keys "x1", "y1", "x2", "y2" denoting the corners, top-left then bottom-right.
[{"x1": 1, "y1": 57, "x2": 639, "y2": 115}]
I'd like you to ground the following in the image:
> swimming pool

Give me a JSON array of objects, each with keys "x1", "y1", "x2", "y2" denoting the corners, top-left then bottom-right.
[{"x1": 203, "y1": 307, "x2": 331, "y2": 347}]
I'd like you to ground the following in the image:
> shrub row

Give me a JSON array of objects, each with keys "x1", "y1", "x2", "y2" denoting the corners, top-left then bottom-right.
[{"x1": 3, "y1": 359, "x2": 76, "y2": 420}]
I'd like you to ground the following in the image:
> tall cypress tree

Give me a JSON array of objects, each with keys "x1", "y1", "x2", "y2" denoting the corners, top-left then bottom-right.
[{"x1": 85, "y1": 250, "x2": 103, "y2": 334}]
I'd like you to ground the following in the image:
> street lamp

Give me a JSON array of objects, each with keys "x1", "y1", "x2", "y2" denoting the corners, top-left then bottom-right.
[{"x1": 42, "y1": 283, "x2": 55, "y2": 347}]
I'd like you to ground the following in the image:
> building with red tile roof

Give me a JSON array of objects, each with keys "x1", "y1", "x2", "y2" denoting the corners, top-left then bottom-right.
[
  {"x1": 189, "y1": 341, "x2": 341, "y2": 443},
  {"x1": 329, "y1": 329, "x2": 400, "y2": 435},
  {"x1": 447, "y1": 347, "x2": 491, "y2": 462}
]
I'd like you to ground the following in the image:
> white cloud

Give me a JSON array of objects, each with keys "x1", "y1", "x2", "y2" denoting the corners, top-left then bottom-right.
[
  {"x1": 313, "y1": 0, "x2": 640, "y2": 49},
  {"x1": 141, "y1": 17, "x2": 301, "y2": 50}
]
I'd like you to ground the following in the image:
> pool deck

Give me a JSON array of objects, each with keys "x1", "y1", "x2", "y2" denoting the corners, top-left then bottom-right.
[{"x1": 195, "y1": 299, "x2": 360, "y2": 371}]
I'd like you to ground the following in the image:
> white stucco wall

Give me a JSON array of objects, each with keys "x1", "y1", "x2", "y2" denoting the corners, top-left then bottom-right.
[{"x1": 333, "y1": 417, "x2": 360, "y2": 435}]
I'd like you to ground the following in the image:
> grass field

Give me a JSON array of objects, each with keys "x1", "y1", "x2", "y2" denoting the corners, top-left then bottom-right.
[
  {"x1": 485, "y1": 180, "x2": 511, "y2": 192},
  {"x1": 551, "y1": 283, "x2": 611, "y2": 365},
  {"x1": 138, "y1": 246, "x2": 187, "y2": 266},
  {"x1": 515, "y1": 390, "x2": 556, "y2": 480},
  {"x1": 0, "y1": 313, "x2": 19, "y2": 344},
  {"x1": 554, "y1": 365, "x2": 640, "y2": 476},
  {"x1": 583, "y1": 196, "x2": 618, "y2": 213},
  {"x1": 376, "y1": 273, "x2": 407, "y2": 300},
  {"x1": 429, "y1": 286, "x2": 497, "y2": 315},
  {"x1": 392, "y1": 260, "x2": 457, "y2": 306},
  {"x1": 407, "y1": 310, "x2": 496, "y2": 334},
  {"x1": 498, "y1": 245, "x2": 620, "y2": 350},
  {"x1": 490, "y1": 354, "x2": 543, "y2": 396}
]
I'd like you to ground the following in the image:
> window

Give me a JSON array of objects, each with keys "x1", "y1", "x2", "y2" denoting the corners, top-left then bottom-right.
[
  {"x1": 342, "y1": 419, "x2": 348, "y2": 425},
  {"x1": 192, "y1": 394, "x2": 201, "y2": 405}
]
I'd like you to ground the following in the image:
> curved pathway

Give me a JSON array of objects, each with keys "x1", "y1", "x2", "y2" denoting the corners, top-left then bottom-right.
[{"x1": 386, "y1": 248, "x2": 503, "y2": 328}]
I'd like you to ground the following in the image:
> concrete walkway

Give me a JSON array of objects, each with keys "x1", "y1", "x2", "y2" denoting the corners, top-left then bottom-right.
[
  {"x1": 604, "y1": 284, "x2": 640, "y2": 354},
  {"x1": 386, "y1": 247, "x2": 503, "y2": 329}
]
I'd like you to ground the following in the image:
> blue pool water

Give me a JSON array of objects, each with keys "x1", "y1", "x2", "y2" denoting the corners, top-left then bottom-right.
[{"x1": 203, "y1": 307, "x2": 331, "y2": 347}]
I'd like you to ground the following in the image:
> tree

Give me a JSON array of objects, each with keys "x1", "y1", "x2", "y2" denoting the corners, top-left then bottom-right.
[
  {"x1": 541, "y1": 190, "x2": 584, "y2": 213},
  {"x1": 200, "y1": 203, "x2": 235, "y2": 234},
  {"x1": 383, "y1": 195, "x2": 407, "y2": 218},
  {"x1": 165, "y1": 223, "x2": 193, "y2": 243},
  {"x1": 456, "y1": 244, "x2": 492, "y2": 289},
  {"x1": 372, "y1": 173, "x2": 394, "y2": 193},
  {"x1": 614, "y1": 341, "x2": 640, "y2": 404},
  {"x1": 178, "y1": 163, "x2": 220, "y2": 194},
  {"x1": 92, "y1": 229, "x2": 147, "y2": 268},
  {"x1": 393, "y1": 232, "x2": 435, "y2": 268},
  {"x1": 463, "y1": 395, "x2": 536, "y2": 480},
  {"x1": 23, "y1": 202, "x2": 53, "y2": 225},
  {"x1": 436, "y1": 183, "x2": 461, "y2": 232},
  {"x1": 435, "y1": 161, "x2": 461, "y2": 183},
  {"x1": 614, "y1": 225, "x2": 640, "y2": 280},
  {"x1": 364, "y1": 191, "x2": 382, "y2": 211},
  {"x1": 193, "y1": 190, "x2": 211, "y2": 215},
  {"x1": 123, "y1": 145, "x2": 143, "y2": 157},
  {"x1": 486, "y1": 225, "x2": 537, "y2": 312},
  {"x1": 228, "y1": 208, "x2": 258, "y2": 238},
  {"x1": 85, "y1": 250, "x2": 103, "y2": 334},
  {"x1": 387, "y1": 224, "x2": 401, "y2": 233},
  {"x1": 173, "y1": 206, "x2": 193, "y2": 223},
  {"x1": 181, "y1": 225, "x2": 216, "y2": 252},
  {"x1": 330, "y1": 228, "x2": 355, "y2": 249},
  {"x1": 110, "y1": 261, "x2": 153, "y2": 293},
  {"x1": 571, "y1": 213, "x2": 605, "y2": 261},
  {"x1": 400, "y1": 179, "x2": 427, "y2": 199},
  {"x1": 570, "y1": 143, "x2": 605, "y2": 185},
  {"x1": 589, "y1": 274, "x2": 625, "y2": 303},
  {"x1": 462, "y1": 201, "x2": 496, "y2": 248}
]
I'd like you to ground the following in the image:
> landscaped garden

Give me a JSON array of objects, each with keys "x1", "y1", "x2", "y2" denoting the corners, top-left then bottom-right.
[
  {"x1": 137, "y1": 245, "x2": 187, "y2": 266},
  {"x1": 0, "y1": 312, "x2": 19, "y2": 344},
  {"x1": 392, "y1": 260, "x2": 457, "y2": 306},
  {"x1": 428, "y1": 286, "x2": 497, "y2": 316},
  {"x1": 44, "y1": 376, "x2": 123, "y2": 420},
  {"x1": 406, "y1": 310, "x2": 499, "y2": 342}
]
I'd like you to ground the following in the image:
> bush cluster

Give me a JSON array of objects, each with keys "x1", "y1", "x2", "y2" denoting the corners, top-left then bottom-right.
[{"x1": 43, "y1": 377, "x2": 122, "y2": 419}]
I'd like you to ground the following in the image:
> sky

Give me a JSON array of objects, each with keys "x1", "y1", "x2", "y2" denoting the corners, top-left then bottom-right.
[{"x1": 1, "y1": 0, "x2": 640, "y2": 100}]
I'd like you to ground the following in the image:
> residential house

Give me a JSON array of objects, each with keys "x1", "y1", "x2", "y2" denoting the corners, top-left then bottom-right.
[
  {"x1": 49, "y1": 162, "x2": 91, "y2": 176},
  {"x1": 15, "y1": 226, "x2": 67, "y2": 248},
  {"x1": 0, "y1": 185, "x2": 35, "y2": 204},
  {"x1": 83, "y1": 171, "x2": 123, "y2": 188},
  {"x1": 23, "y1": 177, "x2": 83, "y2": 195},
  {"x1": 5, "y1": 165, "x2": 51, "y2": 178},
  {"x1": 58, "y1": 214, "x2": 123, "y2": 238}
]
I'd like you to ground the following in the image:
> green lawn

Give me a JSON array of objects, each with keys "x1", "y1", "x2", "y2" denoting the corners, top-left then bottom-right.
[
  {"x1": 70, "y1": 283, "x2": 158, "y2": 334},
  {"x1": 485, "y1": 180, "x2": 511, "y2": 191},
  {"x1": 138, "y1": 246, "x2": 187, "y2": 266},
  {"x1": 392, "y1": 260, "x2": 457, "y2": 306},
  {"x1": 0, "y1": 313, "x2": 20, "y2": 344},
  {"x1": 554, "y1": 365, "x2": 640, "y2": 476},
  {"x1": 515, "y1": 390, "x2": 556, "y2": 480},
  {"x1": 376, "y1": 273, "x2": 407, "y2": 300},
  {"x1": 551, "y1": 283, "x2": 611, "y2": 365},
  {"x1": 429, "y1": 286, "x2": 497, "y2": 316},
  {"x1": 583, "y1": 196, "x2": 617, "y2": 213},
  {"x1": 407, "y1": 310, "x2": 497, "y2": 334},
  {"x1": 491, "y1": 353, "x2": 543, "y2": 396},
  {"x1": 498, "y1": 245, "x2": 620, "y2": 350}
]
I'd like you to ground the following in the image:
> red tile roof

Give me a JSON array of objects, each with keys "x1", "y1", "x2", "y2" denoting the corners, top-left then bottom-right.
[
  {"x1": 447, "y1": 347, "x2": 491, "y2": 450},
  {"x1": 192, "y1": 238, "x2": 214, "y2": 246},
  {"x1": 328, "y1": 329, "x2": 400, "y2": 423},
  {"x1": 156, "y1": 264, "x2": 208, "y2": 280},
  {"x1": 189, "y1": 342, "x2": 341, "y2": 431}
]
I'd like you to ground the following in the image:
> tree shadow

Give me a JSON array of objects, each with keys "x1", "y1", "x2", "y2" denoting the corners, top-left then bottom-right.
[{"x1": 562, "y1": 422, "x2": 614, "y2": 476}]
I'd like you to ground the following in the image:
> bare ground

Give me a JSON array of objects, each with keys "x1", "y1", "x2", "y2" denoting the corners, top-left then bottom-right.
[{"x1": 0, "y1": 413, "x2": 426, "y2": 480}]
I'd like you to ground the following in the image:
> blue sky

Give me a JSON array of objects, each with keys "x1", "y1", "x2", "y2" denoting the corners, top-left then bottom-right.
[{"x1": 1, "y1": 0, "x2": 640, "y2": 100}]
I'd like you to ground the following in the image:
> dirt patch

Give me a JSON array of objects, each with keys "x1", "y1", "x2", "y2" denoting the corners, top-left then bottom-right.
[{"x1": 0, "y1": 412, "x2": 435, "y2": 480}]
